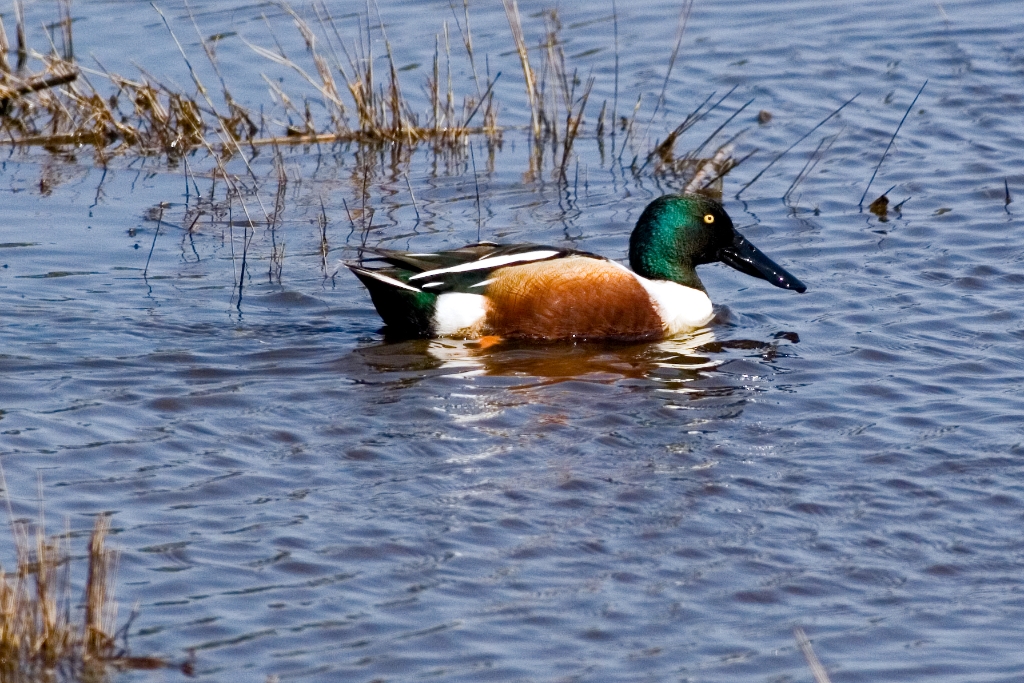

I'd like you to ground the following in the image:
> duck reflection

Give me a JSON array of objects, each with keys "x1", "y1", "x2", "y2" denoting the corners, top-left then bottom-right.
[
  {"x1": 425, "y1": 329, "x2": 717, "y2": 380},
  {"x1": 352, "y1": 327, "x2": 797, "y2": 394}
]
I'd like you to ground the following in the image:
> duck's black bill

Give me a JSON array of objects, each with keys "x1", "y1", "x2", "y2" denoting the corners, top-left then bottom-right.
[{"x1": 718, "y1": 232, "x2": 807, "y2": 293}]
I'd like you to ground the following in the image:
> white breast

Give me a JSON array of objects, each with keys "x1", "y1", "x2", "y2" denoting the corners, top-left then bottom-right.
[{"x1": 634, "y1": 277, "x2": 714, "y2": 335}]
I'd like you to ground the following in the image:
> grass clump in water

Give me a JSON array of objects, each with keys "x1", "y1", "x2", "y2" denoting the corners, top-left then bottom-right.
[
  {"x1": 0, "y1": 0, "x2": 500, "y2": 161},
  {"x1": 0, "y1": 513, "x2": 163, "y2": 682},
  {"x1": 0, "y1": 0, "x2": 744, "y2": 191}
]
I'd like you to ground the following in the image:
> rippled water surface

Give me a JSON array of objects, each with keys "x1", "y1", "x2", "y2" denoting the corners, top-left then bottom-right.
[{"x1": 3, "y1": 0, "x2": 1024, "y2": 681}]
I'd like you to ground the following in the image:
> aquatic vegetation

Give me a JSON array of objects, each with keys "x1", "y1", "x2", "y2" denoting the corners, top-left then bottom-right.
[
  {"x1": 0, "y1": 512, "x2": 163, "y2": 682},
  {"x1": 0, "y1": 0, "x2": 497, "y2": 160},
  {"x1": 0, "y1": 0, "x2": 742, "y2": 190},
  {"x1": 794, "y1": 627, "x2": 832, "y2": 683}
]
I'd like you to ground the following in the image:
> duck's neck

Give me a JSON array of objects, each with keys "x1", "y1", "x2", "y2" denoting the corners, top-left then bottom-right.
[{"x1": 628, "y1": 217, "x2": 706, "y2": 292}]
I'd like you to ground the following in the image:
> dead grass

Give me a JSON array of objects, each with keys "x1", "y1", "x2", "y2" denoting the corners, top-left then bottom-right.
[
  {"x1": 0, "y1": 512, "x2": 164, "y2": 682},
  {"x1": 0, "y1": 0, "x2": 744, "y2": 192},
  {"x1": 239, "y1": 2, "x2": 499, "y2": 148},
  {"x1": 0, "y1": 0, "x2": 501, "y2": 161}
]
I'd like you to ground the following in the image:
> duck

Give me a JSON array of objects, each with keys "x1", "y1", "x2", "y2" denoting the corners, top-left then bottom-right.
[{"x1": 347, "y1": 194, "x2": 806, "y2": 341}]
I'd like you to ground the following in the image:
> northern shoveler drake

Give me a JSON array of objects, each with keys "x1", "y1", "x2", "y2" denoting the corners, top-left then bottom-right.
[{"x1": 347, "y1": 194, "x2": 806, "y2": 341}]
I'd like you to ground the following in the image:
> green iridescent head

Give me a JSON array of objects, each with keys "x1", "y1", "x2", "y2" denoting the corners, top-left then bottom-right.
[{"x1": 629, "y1": 194, "x2": 806, "y2": 294}]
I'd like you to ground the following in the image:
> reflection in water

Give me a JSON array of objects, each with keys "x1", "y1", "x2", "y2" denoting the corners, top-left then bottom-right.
[
  {"x1": 354, "y1": 329, "x2": 721, "y2": 383},
  {"x1": 351, "y1": 327, "x2": 796, "y2": 396}
]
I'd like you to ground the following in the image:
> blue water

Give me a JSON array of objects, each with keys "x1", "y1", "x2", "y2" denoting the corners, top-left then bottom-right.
[{"x1": 2, "y1": 0, "x2": 1024, "y2": 681}]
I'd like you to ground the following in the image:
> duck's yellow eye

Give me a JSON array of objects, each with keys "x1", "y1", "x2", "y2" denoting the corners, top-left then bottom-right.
[{"x1": 703, "y1": 214, "x2": 715, "y2": 224}]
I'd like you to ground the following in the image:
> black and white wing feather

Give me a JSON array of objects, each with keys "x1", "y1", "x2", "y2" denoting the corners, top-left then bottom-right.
[{"x1": 353, "y1": 243, "x2": 604, "y2": 293}]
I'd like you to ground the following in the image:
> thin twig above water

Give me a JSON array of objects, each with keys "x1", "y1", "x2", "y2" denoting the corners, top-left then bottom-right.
[
  {"x1": 858, "y1": 80, "x2": 927, "y2": 210},
  {"x1": 737, "y1": 93, "x2": 858, "y2": 199}
]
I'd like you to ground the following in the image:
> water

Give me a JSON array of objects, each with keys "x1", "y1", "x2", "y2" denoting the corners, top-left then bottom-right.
[{"x1": 2, "y1": 0, "x2": 1024, "y2": 680}]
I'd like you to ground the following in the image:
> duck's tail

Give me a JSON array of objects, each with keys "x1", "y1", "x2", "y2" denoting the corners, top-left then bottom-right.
[{"x1": 347, "y1": 264, "x2": 437, "y2": 337}]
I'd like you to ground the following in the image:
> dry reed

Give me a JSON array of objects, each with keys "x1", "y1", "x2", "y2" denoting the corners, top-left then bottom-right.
[
  {"x1": 0, "y1": 0, "x2": 499, "y2": 158},
  {"x1": 0, "y1": 0, "x2": 744, "y2": 191},
  {"x1": 0, "y1": 513, "x2": 163, "y2": 681},
  {"x1": 794, "y1": 627, "x2": 832, "y2": 683}
]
